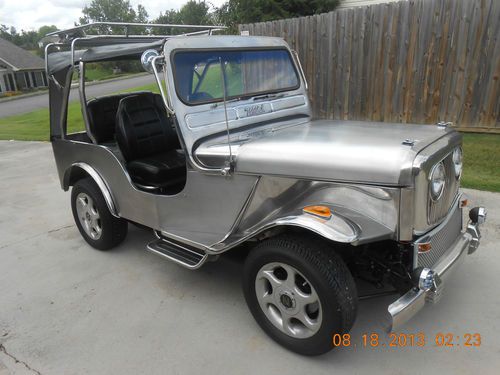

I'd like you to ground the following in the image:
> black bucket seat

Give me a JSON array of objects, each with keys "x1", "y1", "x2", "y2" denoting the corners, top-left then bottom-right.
[{"x1": 115, "y1": 93, "x2": 186, "y2": 190}]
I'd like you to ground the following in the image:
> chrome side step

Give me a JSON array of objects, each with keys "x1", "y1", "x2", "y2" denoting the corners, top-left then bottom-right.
[{"x1": 146, "y1": 237, "x2": 208, "y2": 270}]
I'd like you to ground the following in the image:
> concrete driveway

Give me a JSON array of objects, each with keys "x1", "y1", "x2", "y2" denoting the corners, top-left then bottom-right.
[
  {"x1": 0, "y1": 141, "x2": 499, "y2": 375},
  {"x1": 0, "y1": 75, "x2": 155, "y2": 118}
]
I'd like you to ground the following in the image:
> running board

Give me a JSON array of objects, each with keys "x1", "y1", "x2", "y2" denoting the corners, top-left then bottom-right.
[{"x1": 146, "y1": 237, "x2": 208, "y2": 269}]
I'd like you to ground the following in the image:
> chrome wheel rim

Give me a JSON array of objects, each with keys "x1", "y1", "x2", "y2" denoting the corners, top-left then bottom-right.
[
  {"x1": 255, "y1": 262, "x2": 322, "y2": 339},
  {"x1": 76, "y1": 193, "x2": 102, "y2": 240}
]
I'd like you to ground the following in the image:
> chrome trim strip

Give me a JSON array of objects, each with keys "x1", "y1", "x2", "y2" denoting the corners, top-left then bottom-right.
[
  {"x1": 211, "y1": 177, "x2": 261, "y2": 248},
  {"x1": 157, "y1": 230, "x2": 213, "y2": 253},
  {"x1": 70, "y1": 162, "x2": 119, "y2": 217},
  {"x1": 146, "y1": 238, "x2": 208, "y2": 270},
  {"x1": 291, "y1": 50, "x2": 308, "y2": 91}
]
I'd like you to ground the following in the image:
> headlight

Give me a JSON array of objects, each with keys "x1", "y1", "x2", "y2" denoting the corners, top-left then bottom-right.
[
  {"x1": 430, "y1": 162, "x2": 446, "y2": 201},
  {"x1": 452, "y1": 147, "x2": 463, "y2": 178}
]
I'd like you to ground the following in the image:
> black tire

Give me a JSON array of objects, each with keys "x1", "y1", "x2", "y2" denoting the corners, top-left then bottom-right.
[
  {"x1": 71, "y1": 177, "x2": 128, "y2": 250},
  {"x1": 243, "y1": 234, "x2": 358, "y2": 356}
]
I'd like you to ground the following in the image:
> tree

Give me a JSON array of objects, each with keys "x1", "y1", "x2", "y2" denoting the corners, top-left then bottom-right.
[
  {"x1": 136, "y1": 5, "x2": 149, "y2": 24},
  {"x1": 216, "y1": 0, "x2": 340, "y2": 30},
  {"x1": 0, "y1": 25, "x2": 16, "y2": 43},
  {"x1": 176, "y1": 0, "x2": 213, "y2": 26},
  {"x1": 154, "y1": 1, "x2": 214, "y2": 35},
  {"x1": 155, "y1": 10, "x2": 181, "y2": 25},
  {"x1": 77, "y1": 0, "x2": 149, "y2": 72},
  {"x1": 79, "y1": 0, "x2": 149, "y2": 34},
  {"x1": 80, "y1": 0, "x2": 138, "y2": 24},
  {"x1": 37, "y1": 25, "x2": 59, "y2": 39},
  {"x1": 0, "y1": 25, "x2": 59, "y2": 56}
]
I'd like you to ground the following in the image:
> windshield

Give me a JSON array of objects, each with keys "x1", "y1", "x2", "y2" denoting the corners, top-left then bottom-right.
[{"x1": 172, "y1": 49, "x2": 300, "y2": 105}]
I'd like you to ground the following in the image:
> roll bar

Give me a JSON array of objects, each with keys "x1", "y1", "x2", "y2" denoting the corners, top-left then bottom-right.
[{"x1": 44, "y1": 22, "x2": 226, "y2": 44}]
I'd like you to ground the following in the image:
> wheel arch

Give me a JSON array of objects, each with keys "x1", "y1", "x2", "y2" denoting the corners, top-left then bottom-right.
[
  {"x1": 63, "y1": 162, "x2": 119, "y2": 217},
  {"x1": 243, "y1": 224, "x2": 353, "y2": 250},
  {"x1": 216, "y1": 208, "x2": 394, "y2": 255},
  {"x1": 213, "y1": 176, "x2": 399, "y2": 253}
]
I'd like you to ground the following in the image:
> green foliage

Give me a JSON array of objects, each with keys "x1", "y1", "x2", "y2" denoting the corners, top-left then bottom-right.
[
  {"x1": 79, "y1": 0, "x2": 149, "y2": 34},
  {"x1": 177, "y1": 0, "x2": 213, "y2": 25},
  {"x1": 152, "y1": 0, "x2": 340, "y2": 35},
  {"x1": 461, "y1": 133, "x2": 500, "y2": 192},
  {"x1": 2, "y1": 0, "x2": 340, "y2": 50},
  {"x1": 0, "y1": 24, "x2": 58, "y2": 56},
  {"x1": 75, "y1": 0, "x2": 150, "y2": 71},
  {"x1": 0, "y1": 82, "x2": 159, "y2": 141},
  {"x1": 154, "y1": 1, "x2": 214, "y2": 35},
  {"x1": 74, "y1": 63, "x2": 137, "y2": 82},
  {"x1": 216, "y1": 0, "x2": 341, "y2": 30},
  {"x1": 80, "y1": 0, "x2": 141, "y2": 23}
]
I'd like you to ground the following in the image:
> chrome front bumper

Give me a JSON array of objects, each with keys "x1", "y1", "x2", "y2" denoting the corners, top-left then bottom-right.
[{"x1": 387, "y1": 206, "x2": 486, "y2": 331}]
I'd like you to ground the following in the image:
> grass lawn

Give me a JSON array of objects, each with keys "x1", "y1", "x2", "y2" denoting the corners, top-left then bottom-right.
[
  {"x1": 0, "y1": 84, "x2": 498, "y2": 192},
  {"x1": 72, "y1": 65, "x2": 137, "y2": 82},
  {"x1": 0, "y1": 82, "x2": 158, "y2": 141},
  {"x1": 461, "y1": 133, "x2": 500, "y2": 192}
]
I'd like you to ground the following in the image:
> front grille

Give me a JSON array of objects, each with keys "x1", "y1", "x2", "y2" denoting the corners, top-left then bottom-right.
[
  {"x1": 428, "y1": 153, "x2": 460, "y2": 225},
  {"x1": 417, "y1": 203, "x2": 462, "y2": 268}
]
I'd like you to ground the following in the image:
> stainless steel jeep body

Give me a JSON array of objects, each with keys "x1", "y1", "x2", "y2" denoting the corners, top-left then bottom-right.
[{"x1": 44, "y1": 23, "x2": 486, "y2": 355}]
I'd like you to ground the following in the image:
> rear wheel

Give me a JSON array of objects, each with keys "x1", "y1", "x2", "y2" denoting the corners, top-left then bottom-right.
[
  {"x1": 242, "y1": 234, "x2": 358, "y2": 356},
  {"x1": 71, "y1": 178, "x2": 127, "y2": 250}
]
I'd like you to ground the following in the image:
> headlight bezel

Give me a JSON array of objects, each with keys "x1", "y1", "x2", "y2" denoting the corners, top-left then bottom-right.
[
  {"x1": 452, "y1": 147, "x2": 463, "y2": 179},
  {"x1": 429, "y1": 162, "x2": 446, "y2": 201}
]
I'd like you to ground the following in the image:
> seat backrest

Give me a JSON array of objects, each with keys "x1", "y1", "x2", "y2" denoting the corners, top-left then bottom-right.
[
  {"x1": 87, "y1": 94, "x2": 129, "y2": 143},
  {"x1": 115, "y1": 93, "x2": 180, "y2": 161}
]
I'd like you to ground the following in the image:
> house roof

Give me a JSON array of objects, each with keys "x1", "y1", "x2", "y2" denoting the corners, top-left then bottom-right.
[{"x1": 0, "y1": 37, "x2": 45, "y2": 71}]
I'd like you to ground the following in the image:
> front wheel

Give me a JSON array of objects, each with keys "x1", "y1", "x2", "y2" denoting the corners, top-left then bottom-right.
[
  {"x1": 71, "y1": 177, "x2": 128, "y2": 250},
  {"x1": 242, "y1": 234, "x2": 358, "y2": 356}
]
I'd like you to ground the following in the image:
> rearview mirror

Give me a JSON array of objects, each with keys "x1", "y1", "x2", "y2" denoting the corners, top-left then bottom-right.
[{"x1": 141, "y1": 49, "x2": 160, "y2": 74}]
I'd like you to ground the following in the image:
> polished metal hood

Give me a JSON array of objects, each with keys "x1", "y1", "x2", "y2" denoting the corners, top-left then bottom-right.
[{"x1": 232, "y1": 120, "x2": 454, "y2": 186}]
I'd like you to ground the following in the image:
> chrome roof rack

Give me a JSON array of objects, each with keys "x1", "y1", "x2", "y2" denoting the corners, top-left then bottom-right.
[{"x1": 43, "y1": 21, "x2": 226, "y2": 45}]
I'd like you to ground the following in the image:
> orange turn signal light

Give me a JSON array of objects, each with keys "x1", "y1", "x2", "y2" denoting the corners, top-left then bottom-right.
[
  {"x1": 460, "y1": 199, "x2": 468, "y2": 208},
  {"x1": 418, "y1": 242, "x2": 432, "y2": 253},
  {"x1": 303, "y1": 205, "x2": 332, "y2": 219}
]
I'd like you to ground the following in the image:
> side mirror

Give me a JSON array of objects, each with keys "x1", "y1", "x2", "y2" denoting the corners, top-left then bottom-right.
[{"x1": 141, "y1": 49, "x2": 160, "y2": 74}]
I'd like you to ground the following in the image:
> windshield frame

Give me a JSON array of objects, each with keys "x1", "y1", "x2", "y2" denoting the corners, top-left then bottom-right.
[{"x1": 170, "y1": 47, "x2": 301, "y2": 107}]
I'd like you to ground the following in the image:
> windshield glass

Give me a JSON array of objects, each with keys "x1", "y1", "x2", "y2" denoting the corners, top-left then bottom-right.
[{"x1": 172, "y1": 49, "x2": 300, "y2": 105}]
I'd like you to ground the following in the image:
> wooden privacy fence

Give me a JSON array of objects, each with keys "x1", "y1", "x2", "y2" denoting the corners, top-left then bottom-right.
[{"x1": 239, "y1": 0, "x2": 500, "y2": 133}]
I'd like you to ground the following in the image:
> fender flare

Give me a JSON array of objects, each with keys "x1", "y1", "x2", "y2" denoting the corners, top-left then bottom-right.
[
  {"x1": 63, "y1": 162, "x2": 119, "y2": 217},
  {"x1": 268, "y1": 207, "x2": 394, "y2": 246},
  {"x1": 271, "y1": 213, "x2": 359, "y2": 243},
  {"x1": 211, "y1": 203, "x2": 395, "y2": 252}
]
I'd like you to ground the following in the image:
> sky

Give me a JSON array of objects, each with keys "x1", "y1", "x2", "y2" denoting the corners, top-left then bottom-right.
[{"x1": 0, "y1": 0, "x2": 226, "y2": 32}]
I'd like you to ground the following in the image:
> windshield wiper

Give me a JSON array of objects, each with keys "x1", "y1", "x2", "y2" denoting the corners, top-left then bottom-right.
[
  {"x1": 210, "y1": 92, "x2": 287, "y2": 108},
  {"x1": 251, "y1": 93, "x2": 286, "y2": 101}
]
